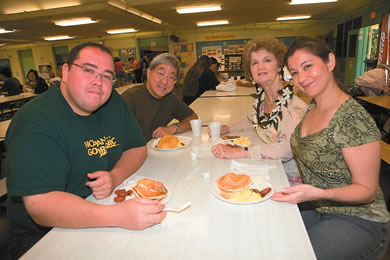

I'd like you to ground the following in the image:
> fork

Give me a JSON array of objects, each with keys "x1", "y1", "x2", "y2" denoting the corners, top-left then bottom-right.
[
  {"x1": 163, "y1": 201, "x2": 192, "y2": 212},
  {"x1": 232, "y1": 166, "x2": 276, "y2": 173}
]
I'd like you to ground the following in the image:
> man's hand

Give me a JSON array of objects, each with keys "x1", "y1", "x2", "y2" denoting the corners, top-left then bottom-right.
[
  {"x1": 115, "y1": 197, "x2": 167, "y2": 230},
  {"x1": 152, "y1": 126, "x2": 175, "y2": 138},
  {"x1": 86, "y1": 171, "x2": 114, "y2": 199}
]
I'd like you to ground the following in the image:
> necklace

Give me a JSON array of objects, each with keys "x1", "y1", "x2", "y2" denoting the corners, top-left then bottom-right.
[
  {"x1": 264, "y1": 95, "x2": 276, "y2": 105},
  {"x1": 253, "y1": 83, "x2": 295, "y2": 130}
]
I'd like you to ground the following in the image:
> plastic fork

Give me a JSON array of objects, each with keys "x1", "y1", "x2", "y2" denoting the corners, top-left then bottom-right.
[{"x1": 163, "y1": 201, "x2": 192, "y2": 212}]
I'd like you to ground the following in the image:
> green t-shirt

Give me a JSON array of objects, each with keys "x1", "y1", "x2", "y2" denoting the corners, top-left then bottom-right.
[
  {"x1": 6, "y1": 84, "x2": 146, "y2": 234},
  {"x1": 121, "y1": 84, "x2": 194, "y2": 141},
  {"x1": 291, "y1": 97, "x2": 390, "y2": 223}
]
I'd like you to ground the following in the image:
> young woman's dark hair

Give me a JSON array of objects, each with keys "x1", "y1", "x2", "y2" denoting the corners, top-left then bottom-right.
[
  {"x1": 27, "y1": 69, "x2": 48, "y2": 94},
  {"x1": 284, "y1": 36, "x2": 332, "y2": 66},
  {"x1": 182, "y1": 55, "x2": 211, "y2": 97},
  {"x1": 284, "y1": 36, "x2": 343, "y2": 87}
]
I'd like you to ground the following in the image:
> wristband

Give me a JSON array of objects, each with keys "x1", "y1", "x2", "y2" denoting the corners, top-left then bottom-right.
[
  {"x1": 244, "y1": 147, "x2": 248, "y2": 158},
  {"x1": 174, "y1": 123, "x2": 180, "y2": 133}
]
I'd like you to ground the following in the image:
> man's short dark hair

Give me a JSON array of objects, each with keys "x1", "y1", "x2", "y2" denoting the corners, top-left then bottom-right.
[
  {"x1": 210, "y1": 57, "x2": 220, "y2": 66},
  {"x1": 149, "y1": 53, "x2": 181, "y2": 79},
  {"x1": 0, "y1": 67, "x2": 12, "y2": 78},
  {"x1": 66, "y1": 42, "x2": 113, "y2": 69}
]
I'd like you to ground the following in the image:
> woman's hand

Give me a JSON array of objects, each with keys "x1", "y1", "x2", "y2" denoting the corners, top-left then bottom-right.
[
  {"x1": 271, "y1": 184, "x2": 325, "y2": 204},
  {"x1": 211, "y1": 143, "x2": 245, "y2": 159}
]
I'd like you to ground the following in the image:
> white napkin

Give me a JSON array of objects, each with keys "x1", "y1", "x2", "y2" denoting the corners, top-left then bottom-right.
[
  {"x1": 230, "y1": 159, "x2": 276, "y2": 175},
  {"x1": 216, "y1": 82, "x2": 237, "y2": 92}
]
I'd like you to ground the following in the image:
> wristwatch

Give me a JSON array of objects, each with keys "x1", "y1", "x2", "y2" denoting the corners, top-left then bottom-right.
[
  {"x1": 244, "y1": 147, "x2": 249, "y2": 158},
  {"x1": 174, "y1": 123, "x2": 180, "y2": 133}
]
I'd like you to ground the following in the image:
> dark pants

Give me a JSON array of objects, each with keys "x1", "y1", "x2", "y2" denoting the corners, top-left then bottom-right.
[
  {"x1": 302, "y1": 210, "x2": 390, "y2": 260},
  {"x1": 8, "y1": 230, "x2": 47, "y2": 259},
  {"x1": 135, "y1": 69, "x2": 142, "y2": 83}
]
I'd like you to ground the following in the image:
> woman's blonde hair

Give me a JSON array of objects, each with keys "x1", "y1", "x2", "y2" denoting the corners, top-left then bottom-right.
[{"x1": 243, "y1": 37, "x2": 287, "y2": 80}]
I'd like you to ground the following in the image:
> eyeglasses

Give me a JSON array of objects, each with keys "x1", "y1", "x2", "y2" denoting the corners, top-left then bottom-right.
[
  {"x1": 153, "y1": 70, "x2": 177, "y2": 84},
  {"x1": 70, "y1": 63, "x2": 113, "y2": 83}
]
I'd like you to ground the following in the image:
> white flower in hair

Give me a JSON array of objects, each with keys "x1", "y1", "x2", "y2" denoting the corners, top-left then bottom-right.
[{"x1": 282, "y1": 66, "x2": 292, "y2": 82}]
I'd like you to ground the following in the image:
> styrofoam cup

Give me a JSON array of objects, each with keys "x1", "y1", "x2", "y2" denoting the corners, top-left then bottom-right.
[
  {"x1": 190, "y1": 119, "x2": 202, "y2": 136},
  {"x1": 209, "y1": 122, "x2": 221, "y2": 140}
]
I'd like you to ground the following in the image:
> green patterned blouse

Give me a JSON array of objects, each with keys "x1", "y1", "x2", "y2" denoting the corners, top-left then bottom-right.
[{"x1": 291, "y1": 98, "x2": 390, "y2": 223}]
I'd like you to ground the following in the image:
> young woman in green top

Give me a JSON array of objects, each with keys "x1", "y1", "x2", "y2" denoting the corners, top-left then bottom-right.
[{"x1": 272, "y1": 37, "x2": 390, "y2": 259}]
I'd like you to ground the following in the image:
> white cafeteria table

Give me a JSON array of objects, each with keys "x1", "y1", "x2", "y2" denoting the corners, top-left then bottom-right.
[
  {"x1": 21, "y1": 94, "x2": 315, "y2": 260},
  {"x1": 0, "y1": 92, "x2": 37, "y2": 105},
  {"x1": 190, "y1": 95, "x2": 256, "y2": 126},
  {"x1": 0, "y1": 119, "x2": 11, "y2": 140},
  {"x1": 200, "y1": 85, "x2": 256, "y2": 97}
]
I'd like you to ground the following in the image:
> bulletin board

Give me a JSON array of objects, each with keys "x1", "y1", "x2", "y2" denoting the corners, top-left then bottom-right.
[
  {"x1": 196, "y1": 37, "x2": 296, "y2": 72},
  {"x1": 113, "y1": 48, "x2": 136, "y2": 62},
  {"x1": 196, "y1": 39, "x2": 248, "y2": 57},
  {"x1": 196, "y1": 37, "x2": 296, "y2": 58},
  {"x1": 173, "y1": 43, "x2": 195, "y2": 76},
  {"x1": 196, "y1": 39, "x2": 248, "y2": 71}
]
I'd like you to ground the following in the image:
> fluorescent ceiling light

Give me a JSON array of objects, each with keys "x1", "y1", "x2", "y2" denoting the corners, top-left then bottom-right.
[
  {"x1": 197, "y1": 20, "x2": 229, "y2": 27},
  {"x1": 4, "y1": 2, "x2": 80, "y2": 14},
  {"x1": 108, "y1": 1, "x2": 162, "y2": 24},
  {"x1": 44, "y1": 35, "x2": 74, "y2": 41},
  {"x1": 290, "y1": 0, "x2": 337, "y2": 5},
  {"x1": 0, "y1": 28, "x2": 14, "y2": 34},
  {"x1": 277, "y1": 15, "x2": 311, "y2": 21},
  {"x1": 106, "y1": 28, "x2": 137, "y2": 34},
  {"x1": 55, "y1": 18, "x2": 97, "y2": 26},
  {"x1": 176, "y1": 5, "x2": 221, "y2": 14}
]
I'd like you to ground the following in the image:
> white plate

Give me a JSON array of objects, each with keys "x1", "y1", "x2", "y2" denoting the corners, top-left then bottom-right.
[
  {"x1": 150, "y1": 136, "x2": 191, "y2": 151},
  {"x1": 211, "y1": 175, "x2": 273, "y2": 205},
  {"x1": 114, "y1": 177, "x2": 172, "y2": 204},
  {"x1": 219, "y1": 136, "x2": 250, "y2": 148}
]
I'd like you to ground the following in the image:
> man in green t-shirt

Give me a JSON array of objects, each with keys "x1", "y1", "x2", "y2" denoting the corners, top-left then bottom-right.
[
  {"x1": 122, "y1": 53, "x2": 198, "y2": 141},
  {"x1": 5, "y1": 42, "x2": 167, "y2": 259}
]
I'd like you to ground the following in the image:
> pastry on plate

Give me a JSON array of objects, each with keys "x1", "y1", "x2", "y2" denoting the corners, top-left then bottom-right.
[
  {"x1": 133, "y1": 178, "x2": 168, "y2": 201},
  {"x1": 217, "y1": 173, "x2": 251, "y2": 199},
  {"x1": 156, "y1": 135, "x2": 185, "y2": 149}
]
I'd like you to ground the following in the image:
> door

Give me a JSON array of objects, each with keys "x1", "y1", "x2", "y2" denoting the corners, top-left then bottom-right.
[
  {"x1": 344, "y1": 29, "x2": 359, "y2": 87},
  {"x1": 18, "y1": 49, "x2": 35, "y2": 83}
]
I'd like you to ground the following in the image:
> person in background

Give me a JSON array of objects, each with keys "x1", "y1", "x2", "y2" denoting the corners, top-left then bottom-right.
[
  {"x1": 182, "y1": 55, "x2": 221, "y2": 105},
  {"x1": 209, "y1": 57, "x2": 221, "y2": 78},
  {"x1": 272, "y1": 36, "x2": 390, "y2": 259},
  {"x1": 122, "y1": 52, "x2": 198, "y2": 141},
  {"x1": 211, "y1": 37, "x2": 310, "y2": 185},
  {"x1": 48, "y1": 65, "x2": 63, "y2": 86},
  {"x1": 5, "y1": 42, "x2": 166, "y2": 259},
  {"x1": 354, "y1": 64, "x2": 390, "y2": 96},
  {"x1": 25, "y1": 69, "x2": 48, "y2": 94},
  {"x1": 114, "y1": 57, "x2": 125, "y2": 87},
  {"x1": 141, "y1": 56, "x2": 149, "y2": 82},
  {"x1": 132, "y1": 57, "x2": 143, "y2": 83},
  {"x1": 47, "y1": 65, "x2": 55, "y2": 79},
  {"x1": 0, "y1": 67, "x2": 22, "y2": 96}
]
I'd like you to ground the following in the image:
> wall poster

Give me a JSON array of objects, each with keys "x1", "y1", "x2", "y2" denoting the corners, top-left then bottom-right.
[
  {"x1": 112, "y1": 48, "x2": 136, "y2": 62},
  {"x1": 173, "y1": 43, "x2": 194, "y2": 76}
]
